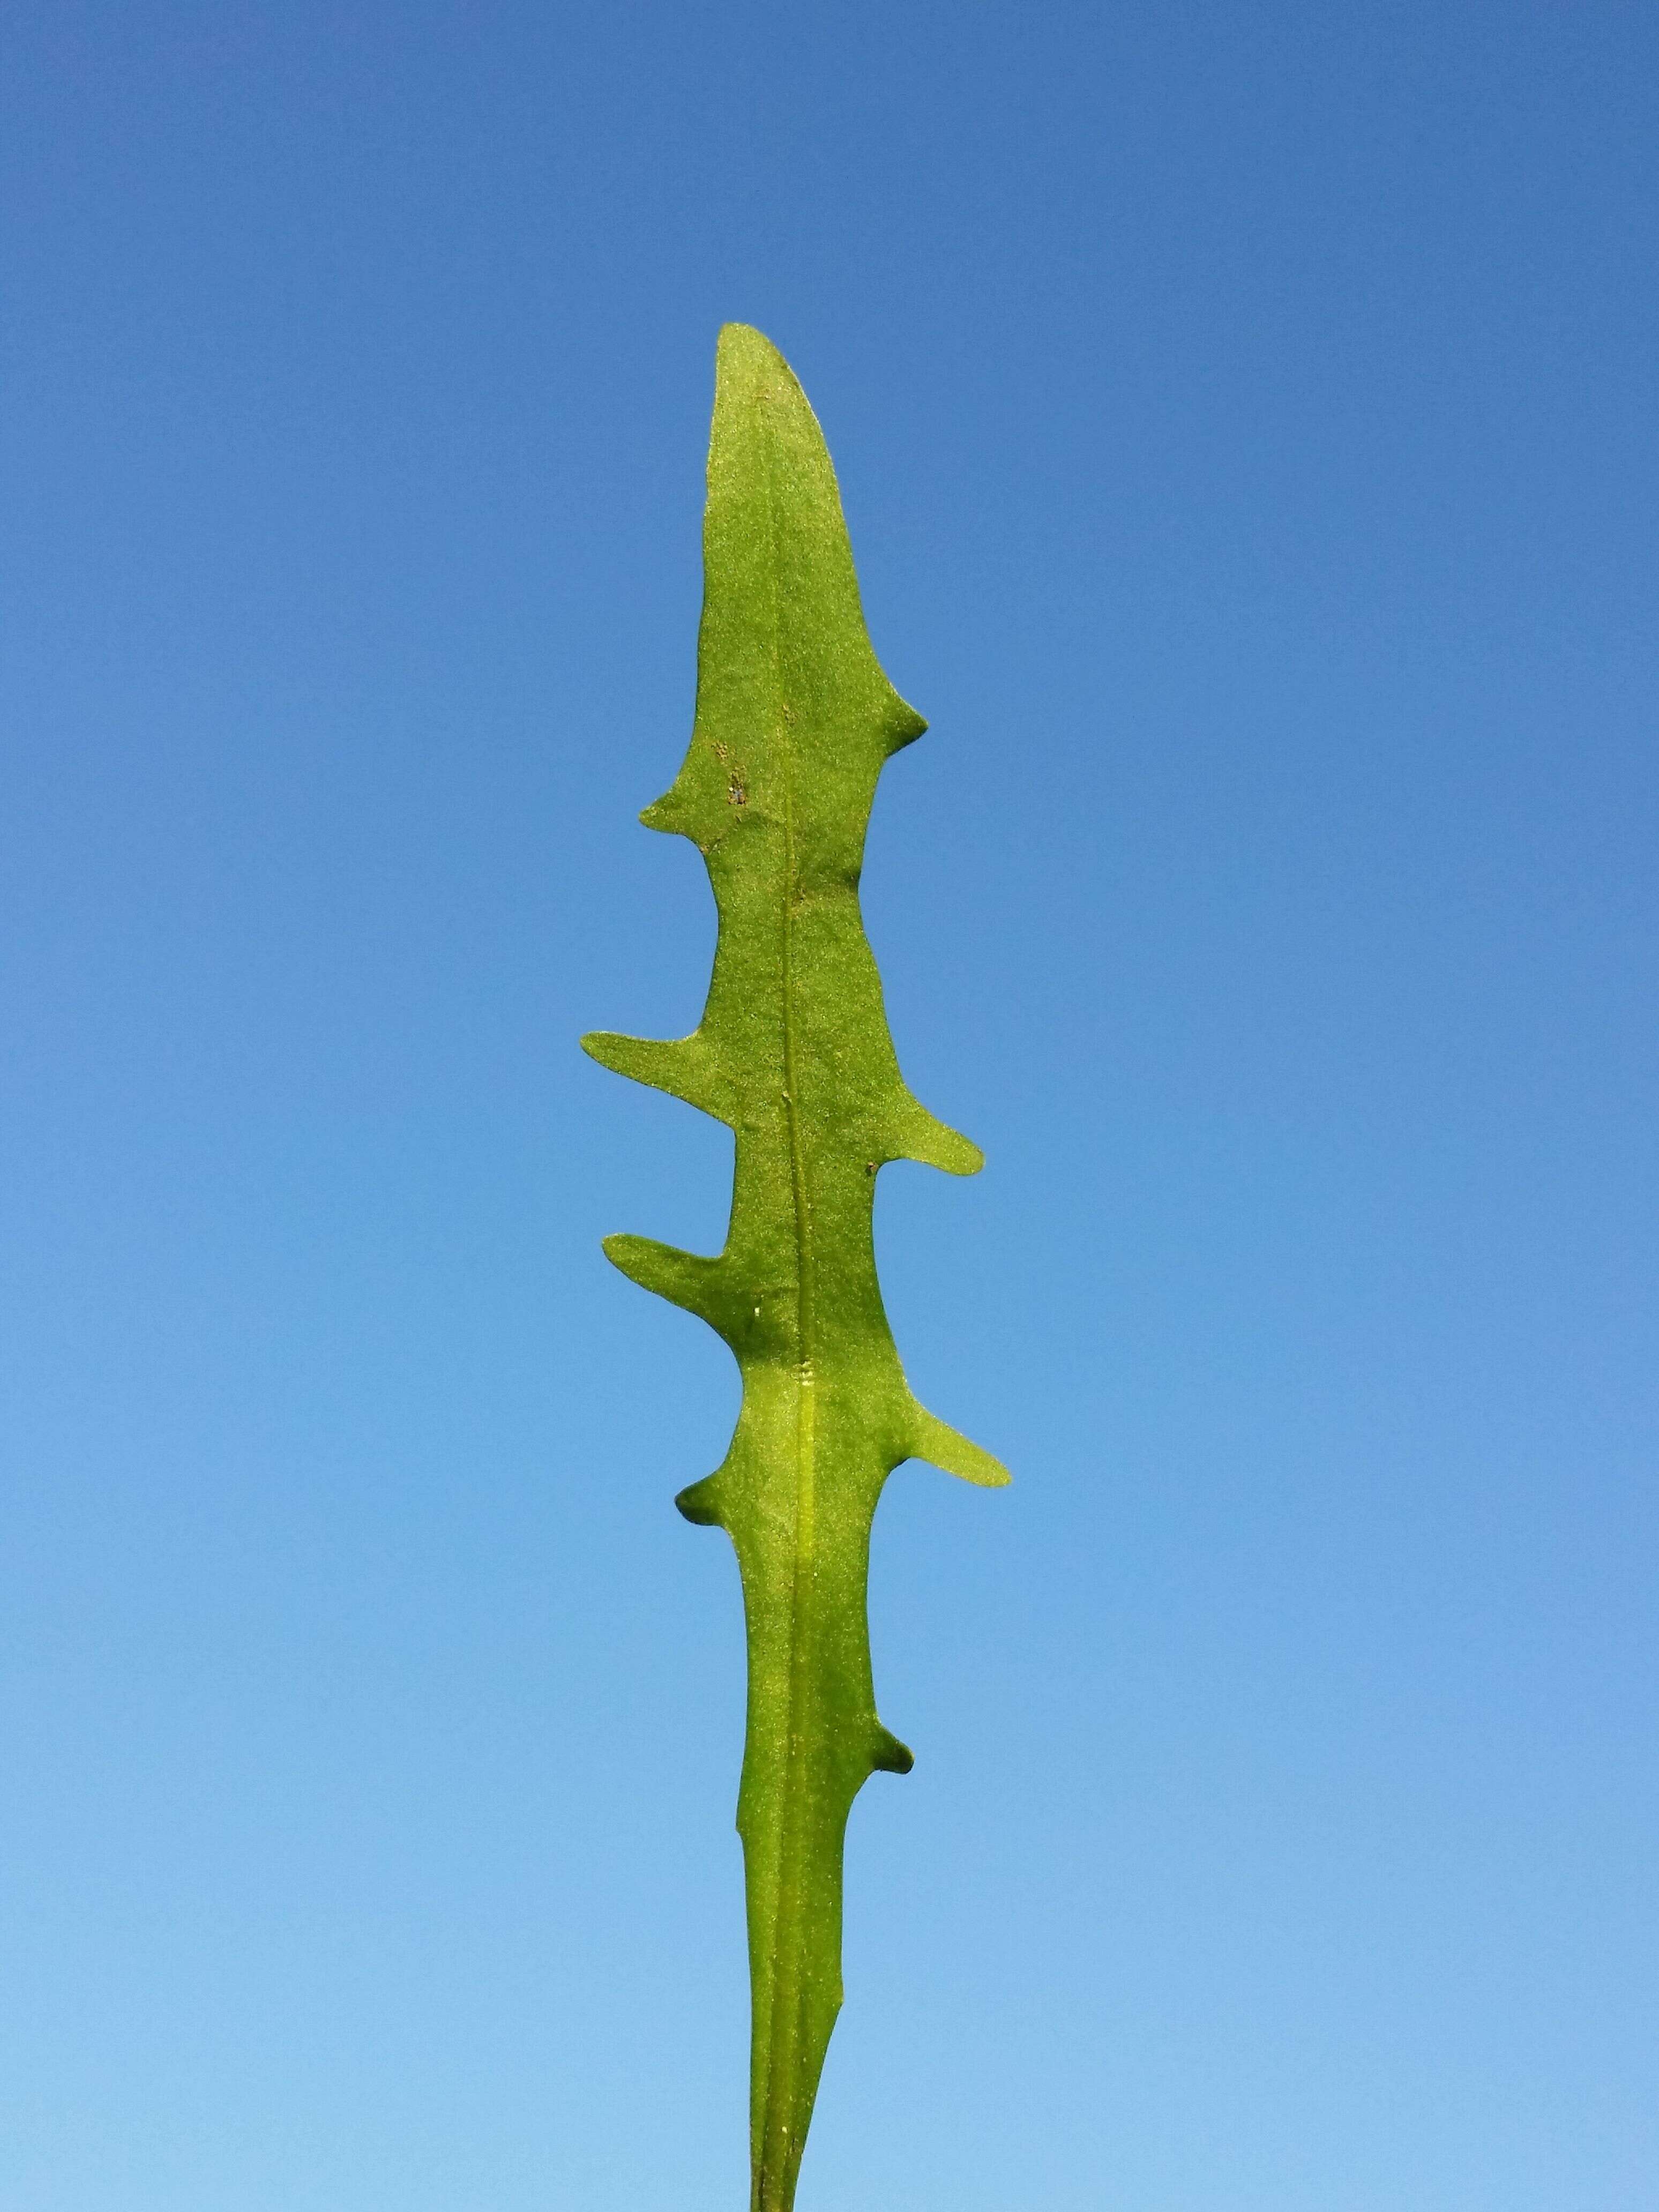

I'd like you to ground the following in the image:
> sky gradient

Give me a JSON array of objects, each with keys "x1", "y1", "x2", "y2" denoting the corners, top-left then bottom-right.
[{"x1": 2, "y1": 5, "x2": 1656, "y2": 2208}]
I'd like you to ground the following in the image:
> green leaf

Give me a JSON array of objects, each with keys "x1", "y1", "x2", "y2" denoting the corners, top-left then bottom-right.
[{"x1": 584, "y1": 323, "x2": 1007, "y2": 2212}]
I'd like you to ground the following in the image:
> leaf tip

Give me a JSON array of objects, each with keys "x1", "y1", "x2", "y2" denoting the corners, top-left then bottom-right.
[{"x1": 716, "y1": 319, "x2": 786, "y2": 369}]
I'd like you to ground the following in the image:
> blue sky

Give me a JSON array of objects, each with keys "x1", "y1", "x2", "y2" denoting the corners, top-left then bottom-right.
[{"x1": 2, "y1": 4, "x2": 1655, "y2": 2207}]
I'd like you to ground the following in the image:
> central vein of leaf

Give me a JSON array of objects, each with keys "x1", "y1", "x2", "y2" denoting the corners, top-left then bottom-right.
[{"x1": 762, "y1": 409, "x2": 820, "y2": 2183}]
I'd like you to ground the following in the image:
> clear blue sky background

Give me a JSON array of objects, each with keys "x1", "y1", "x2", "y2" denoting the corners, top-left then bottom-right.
[{"x1": 2, "y1": 5, "x2": 1655, "y2": 2208}]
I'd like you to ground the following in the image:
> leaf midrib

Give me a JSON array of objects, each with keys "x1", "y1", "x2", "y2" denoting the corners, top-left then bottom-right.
[{"x1": 763, "y1": 394, "x2": 821, "y2": 2173}]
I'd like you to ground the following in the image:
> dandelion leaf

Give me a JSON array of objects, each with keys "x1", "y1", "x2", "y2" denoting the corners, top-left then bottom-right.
[{"x1": 582, "y1": 323, "x2": 1007, "y2": 2212}]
